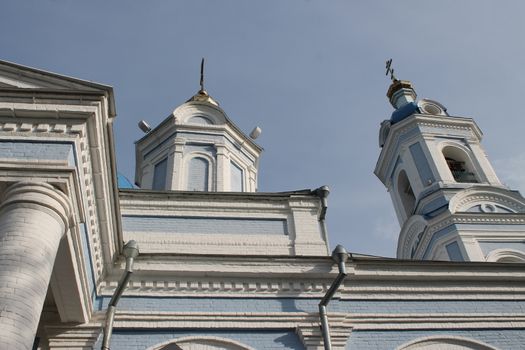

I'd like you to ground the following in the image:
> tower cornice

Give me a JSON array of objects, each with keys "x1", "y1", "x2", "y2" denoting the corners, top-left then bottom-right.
[{"x1": 375, "y1": 114, "x2": 483, "y2": 186}]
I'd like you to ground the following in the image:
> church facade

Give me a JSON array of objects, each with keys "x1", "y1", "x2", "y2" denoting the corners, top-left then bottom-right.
[{"x1": 0, "y1": 60, "x2": 524, "y2": 350}]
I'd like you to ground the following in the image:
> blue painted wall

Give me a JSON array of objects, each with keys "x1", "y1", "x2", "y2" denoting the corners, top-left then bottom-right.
[
  {"x1": 409, "y1": 142, "x2": 435, "y2": 185},
  {"x1": 122, "y1": 215, "x2": 288, "y2": 236},
  {"x1": 0, "y1": 140, "x2": 75, "y2": 165},
  {"x1": 446, "y1": 241, "x2": 464, "y2": 261},
  {"x1": 96, "y1": 296, "x2": 525, "y2": 315}
]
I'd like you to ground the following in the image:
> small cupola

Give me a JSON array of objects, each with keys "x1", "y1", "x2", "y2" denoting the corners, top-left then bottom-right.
[
  {"x1": 134, "y1": 59, "x2": 262, "y2": 193},
  {"x1": 385, "y1": 59, "x2": 420, "y2": 125},
  {"x1": 387, "y1": 79, "x2": 417, "y2": 109}
]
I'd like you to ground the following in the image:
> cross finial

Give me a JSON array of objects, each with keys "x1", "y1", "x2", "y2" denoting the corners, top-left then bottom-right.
[
  {"x1": 200, "y1": 58, "x2": 205, "y2": 92},
  {"x1": 385, "y1": 58, "x2": 397, "y2": 82}
]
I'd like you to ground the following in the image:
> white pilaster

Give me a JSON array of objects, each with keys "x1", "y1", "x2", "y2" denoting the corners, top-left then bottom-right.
[
  {"x1": 248, "y1": 165, "x2": 257, "y2": 192},
  {"x1": 215, "y1": 143, "x2": 229, "y2": 191},
  {"x1": 169, "y1": 138, "x2": 185, "y2": 190},
  {"x1": 0, "y1": 182, "x2": 71, "y2": 350}
]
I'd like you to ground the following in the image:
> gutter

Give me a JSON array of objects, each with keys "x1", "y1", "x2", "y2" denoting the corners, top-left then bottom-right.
[
  {"x1": 101, "y1": 240, "x2": 139, "y2": 350},
  {"x1": 319, "y1": 245, "x2": 350, "y2": 350}
]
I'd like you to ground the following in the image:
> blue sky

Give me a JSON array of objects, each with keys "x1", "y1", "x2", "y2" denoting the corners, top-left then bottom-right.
[{"x1": 2, "y1": 1, "x2": 525, "y2": 257}]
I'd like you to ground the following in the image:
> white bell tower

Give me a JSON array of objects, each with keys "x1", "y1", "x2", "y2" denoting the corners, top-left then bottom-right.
[
  {"x1": 375, "y1": 67, "x2": 525, "y2": 262},
  {"x1": 134, "y1": 60, "x2": 262, "y2": 192}
]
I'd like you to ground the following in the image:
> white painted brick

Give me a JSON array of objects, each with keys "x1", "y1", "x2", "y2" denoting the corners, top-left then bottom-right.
[{"x1": 0, "y1": 182, "x2": 71, "y2": 350}]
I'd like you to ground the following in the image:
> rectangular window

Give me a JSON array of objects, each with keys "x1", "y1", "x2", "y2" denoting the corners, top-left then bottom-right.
[
  {"x1": 152, "y1": 158, "x2": 168, "y2": 190},
  {"x1": 230, "y1": 161, "x2": 244, "y2": 192}
]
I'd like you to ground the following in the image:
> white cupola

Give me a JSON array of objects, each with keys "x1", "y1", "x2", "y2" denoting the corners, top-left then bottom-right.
[{"x1": 134, "y1": 61, "x2": 262, "y2": 192}]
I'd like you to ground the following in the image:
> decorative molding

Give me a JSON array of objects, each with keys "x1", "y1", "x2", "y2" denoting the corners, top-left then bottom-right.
[
  {"x1": 395, "y1": 336, "x2": 499, "y2": 350},
  {"x1": 0, "y1": 102, "x2": 118, "y2": 290},
  {"x1": 398, "y1": 215, "x2": 428, "y2": 259},
  {"x1": 348, "y1": 313, "x2": 525, "y2": 330},
  {"x1": 88, "y1": 311, "x2": 525, "y2": 329},
  {"x1": 45, "y1": 325, "x2": 101, "y2": 349},
  {"x1": 411, "y1": 208, "x2": 525, "y2": 260},
  {"x1": 96, "y1": 259, "x2": 525, "y2": 299},
  {"x1": 100, "y1": 277, "x2": 330, "y2": 297},
  {"x1": 297, "y1": 313, "x2": 350, "y2": 349},
  {"x1": 148, "y1": 336, "x2": 257, "y2": 350},
  {"x1": 451, "y1": 191, "x2": 525, "y2": 213}
]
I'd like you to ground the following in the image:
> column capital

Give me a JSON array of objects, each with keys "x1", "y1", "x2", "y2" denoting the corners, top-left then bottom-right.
[
  {"x1": 0, "y1": 182, "x2": 73, "y2": 231},
  {"x1": 214, "y1": 142, "x2": 228, "y2": 155}
]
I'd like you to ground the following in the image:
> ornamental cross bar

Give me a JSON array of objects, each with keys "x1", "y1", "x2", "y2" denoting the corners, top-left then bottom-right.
[{"x1": 385, "y1": 58, "x2": 397, "y2": 82}]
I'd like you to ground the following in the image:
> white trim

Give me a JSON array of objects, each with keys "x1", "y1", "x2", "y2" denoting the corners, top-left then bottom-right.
[
  {"x1": 396, "y1": 335, "x2": 500, "y2": 350},
  {"x1": 148, "y1": 336, "x2": 256, "y2": 350}
]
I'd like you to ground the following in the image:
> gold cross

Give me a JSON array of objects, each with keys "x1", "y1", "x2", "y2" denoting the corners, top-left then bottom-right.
[{"x1": 385, "y1": 59, "x2": 397, "y2": 82}]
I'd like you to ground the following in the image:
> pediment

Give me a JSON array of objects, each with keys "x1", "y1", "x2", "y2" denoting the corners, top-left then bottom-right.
[
  {"x1": 173, "y1": 102, "x2": 228, "y2": 126},
  {"x1": 0, "y1": 59, "x2": 111, "y2": 92},
  {"x1": 449, "y1": 188, "x2": 525, "y2": 214}
]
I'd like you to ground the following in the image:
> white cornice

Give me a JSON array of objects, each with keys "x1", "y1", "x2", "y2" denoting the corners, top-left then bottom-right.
[{"x1": 0, "y1": 100, "x2": 121, "y2": 295}]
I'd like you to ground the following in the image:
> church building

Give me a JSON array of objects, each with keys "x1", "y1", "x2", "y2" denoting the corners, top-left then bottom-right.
[{"x1": 0, "y1": 60, "x2": 524, "y2": 350}]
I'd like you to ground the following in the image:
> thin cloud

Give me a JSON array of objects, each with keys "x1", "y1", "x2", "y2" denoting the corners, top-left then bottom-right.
[
  {"x1": 372, "y1": 214, "x2": 399, "y2": 242},
  {"x1": 494, "y1": 153, "x2": 525, "y2": 195}
]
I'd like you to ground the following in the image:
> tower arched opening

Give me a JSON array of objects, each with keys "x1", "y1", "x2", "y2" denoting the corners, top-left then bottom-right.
[
  {"x1": 397, "y1": 170, "x2": 416, "y2": 217},
  {"x1": 442, "y1": 146, "x2": 479, "y2": 183}
]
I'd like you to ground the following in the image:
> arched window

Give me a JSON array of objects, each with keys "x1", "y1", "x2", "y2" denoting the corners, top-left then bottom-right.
[
  {"x1": 186, "y1": 157, "x2": 210, "y2": 191},
  {"x1": 442, "y1": 146, "x2": 479, "y2": 183},
  {"x1": 398, "y1": 170, "x2": 416, "y2": 216}
]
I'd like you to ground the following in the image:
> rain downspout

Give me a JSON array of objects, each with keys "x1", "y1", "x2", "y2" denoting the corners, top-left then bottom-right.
[
  {"x1": 101, "y1": 240, "x2": 140, "y2": 350},
  {"x1": 319, "y1": 245, "x2": 349, "y2": 350},
  {"x1": 314, "y1": 186, "x2": 331, "y2": 254}
]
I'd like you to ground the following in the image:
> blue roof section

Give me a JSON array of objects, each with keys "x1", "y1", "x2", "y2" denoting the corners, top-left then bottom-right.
[
  {"x1": 390, "y1": 101, "x2": 419, "y2": 124},
  {"x1": 117, "y1": 173, "x2": 135, "y2": 189}
]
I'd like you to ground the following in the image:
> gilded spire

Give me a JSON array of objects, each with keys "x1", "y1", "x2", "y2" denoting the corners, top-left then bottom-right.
[
  {"x1": 186, "y1": 57, "x2": 219, "y2": 106},
  {"x1": 200, "y1": 57, "x2": 205, "y2": 92}
]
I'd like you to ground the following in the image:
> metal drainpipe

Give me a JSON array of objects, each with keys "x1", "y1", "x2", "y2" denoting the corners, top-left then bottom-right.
[
  {"x1": 314, "y1": 186, "x2": 331, "y2": 254},
  {"x1": 319, "y1": 245, "x2": 349, "y2": 350},
  {"x1": 101, "y1": 240, "x2": 140, "y2": 350}
]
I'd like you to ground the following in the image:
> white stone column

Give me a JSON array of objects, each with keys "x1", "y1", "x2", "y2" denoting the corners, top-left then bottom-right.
[{"x1": 0, "y1": 182, "x2": 71, "y2": 350}]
